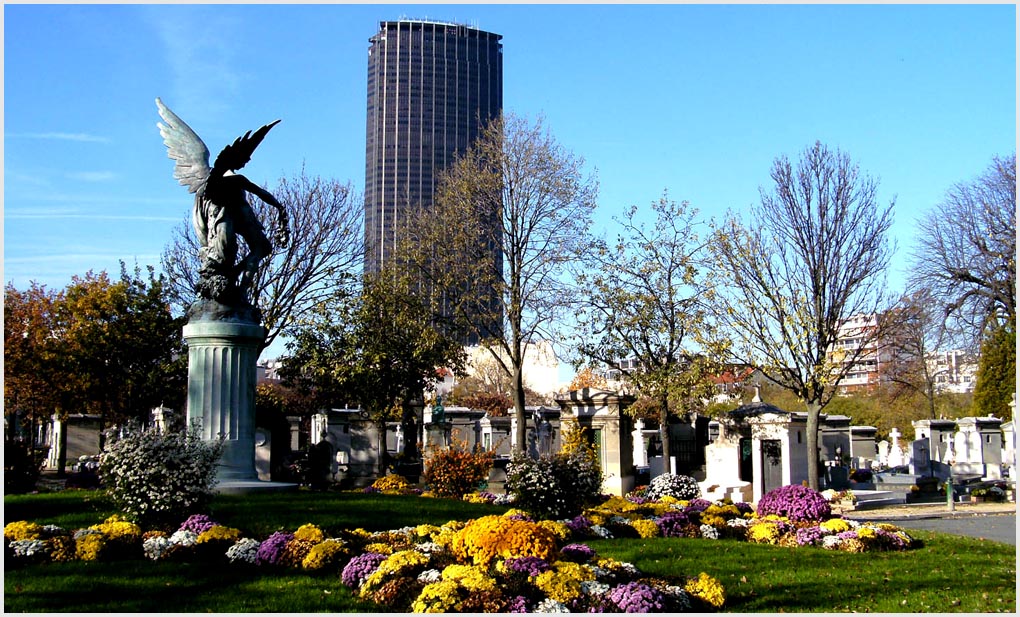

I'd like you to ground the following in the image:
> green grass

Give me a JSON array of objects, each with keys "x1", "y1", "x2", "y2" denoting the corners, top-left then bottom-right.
[
  {"x1": 4, "y1": 490, "x2": 1016, "y2": 613},
  {"x1": 589, "y1": 534, "x2": 1016, "y2": 613}
]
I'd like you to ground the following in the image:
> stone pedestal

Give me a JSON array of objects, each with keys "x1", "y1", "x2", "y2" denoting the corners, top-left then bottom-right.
[{"x1": 184, "y1": 320, "x2": 264, "y2": 483}]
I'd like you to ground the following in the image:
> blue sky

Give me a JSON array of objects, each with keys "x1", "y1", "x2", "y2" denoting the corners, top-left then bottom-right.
[{"x1": 4, "y1": 3, "x2": 1016, "y2": 363}]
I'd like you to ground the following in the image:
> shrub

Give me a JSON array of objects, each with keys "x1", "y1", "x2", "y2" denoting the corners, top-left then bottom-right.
[
  {"x1": 422, "y1": 439, "x2": 494, "y2": 499},
  {"x1": 645, "y1": 473, "x2": 702, "y2": 501},
  {"x1": 451, "y1": 515, "x2": 558, "y2": 567},
  {"x1": 756, "y1": 484, "x2": 832, "y2": 522},
  {"x1": 505, "y1": 419, "x2": 603, "y2": 520},
  {"x1": 371, "y1": 474, "x2": 412, "y2": 494},
  {"x1": 98, "y1": 422, "x2": 223, "y2": 527},
  {"x1": 4, "y1": 437, "x2": 46, "y2": 494}
]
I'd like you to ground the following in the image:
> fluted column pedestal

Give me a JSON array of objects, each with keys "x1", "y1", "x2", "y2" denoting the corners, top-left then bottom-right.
[{"x1": 183, "y1": 321, "x2": 265, "y2": 483}]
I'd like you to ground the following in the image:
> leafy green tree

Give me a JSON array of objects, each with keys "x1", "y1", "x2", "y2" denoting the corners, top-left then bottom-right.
[
  {"x1": 972, "y1": 325, "x2": 1016, "y2": 420},
  {"x1": 57, "y1": 265, "x2": 187, "y2": 446},
  {"x1": 711, "y1": 142, "x2": 896, "y2": 490},
  {"x1": 5, "y1": 265, "x2": 186, "y2": 461},
  {"x1": 575, "y1": 194, "x2": 728, "y2": 465},
  {"x1": 4, "y1": 282, "x2": 65, "y2": 435},
  {"x1": 402, "y1": 113, "x2": 598, "y2": 453},
  {"x1": 280, "y1": 271, "x2": 466, "y2": 470}
]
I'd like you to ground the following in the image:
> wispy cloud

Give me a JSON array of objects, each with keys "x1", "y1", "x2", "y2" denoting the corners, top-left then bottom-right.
[
  {"x1": 7, "y1": 132, "x2": 112, "y2": 143},
  {"x1": 66, "y1": 171, "x2": 118, "y2": 183},
  {"x1": 142, "y1": 5, "x2": 244, "y2": 123}
]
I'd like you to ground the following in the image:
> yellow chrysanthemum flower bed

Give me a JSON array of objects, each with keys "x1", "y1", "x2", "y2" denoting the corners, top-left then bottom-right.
[
  {"x1": 630, "y1": 518, "x2": 662, "y2": 538},
  {"x1": 537, "y1": 519, "x2": 571, "y2": 542},
  {"x1": 441, "y1": 563, "x2": 498, "y2": 592},
  {"x1": 293, "y1": 523, "x2": 325, "y2": 544},
  {"x1": 371, "y1": 474, "x2": 412, "y2": 494},
  {"x1": 75, "y1": 533, "x2": 107, "y2": 561},
  {"x1": 360, "y1": 549, "x2": 431, "y2": 599},
  {"x1": 685, "y1": 571, "x2": 726, "y2": 608},
  {"x1": 820, "y1": 518, "x2": 852, "y2": 533},
  {"x1": 89, "y1": 517, "x2": 142, "y2": 543},
  {"x1": 411, "y1": 579, "x2": 463, "y2": 613},
  {"x1": 4, "y1": 521, "x2": 43, "y2": 541},
  {"x1": 747, "y1": 521, "x2": 782, "y2": 545},
  {"x1": 452, "y1": 515, "x2": 558, "y2": 567},
  {"x1": 301, "y1": 539, "x2": 347, "y2": 570},
  {"x1": 533, "y1": 560, "x2": 595, "y2": 604},
  {"x1": 196, "y1": 525, "x2": 242, "y2": 544}
]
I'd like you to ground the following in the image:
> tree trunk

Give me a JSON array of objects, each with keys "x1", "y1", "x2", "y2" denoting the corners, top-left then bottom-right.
[
  {"x1": 805, "y1": 400, "x2": 821, "y2": 491},
  {"x1": 659, "y1": 391, "x2": 671, "y2": 475},
  {"x1": 512, "y1": 364, "x2": 527, "y2": 454}
]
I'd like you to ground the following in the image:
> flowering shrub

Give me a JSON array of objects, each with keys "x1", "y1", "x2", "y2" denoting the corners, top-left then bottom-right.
[
  {"x1": 645, "y1": 473, "x2": 702, "y2": 501},
  {"x1": 302, "y1": 539, "x2": 348, "y2": 570},
  {"x1": 4, "y1": 521, "x2": 43, "y2": 541},
  {"x1": 609, "y1": 580, "x2": 667, "y2": 612},
  {"x1": 225, "y1": 537, "x2": 261, "y2": 564},
  {"x1": 756, "y1": 484, "x2": 831, "y2": 522},
  {"x1": 292, "y1": 523, "x2": 325, "y2": 544},
  {"x1": 98, "y1": 422, "x2": 223, "y2": 526},
  {"x1": 422, "y1": 439, "x2": 495, "y2": 498},
  {"x1": 630, "y1": 519, "x2": 661, "y2": 538},
  {"x1": 533, "y1": 560, "x2": 595, "y2": 603},
  {"x1": 341, "y1": 552, "x2": 387, "y2": 588},
  {"x1": 254, "y1": 531, "x2": 293, "y2": 566},
  {"x1": 684, "y1": 572, "x2": 726, "y2": 609},
  {"x1": 505, "y1": 451, "x2": 603, "y2": 520},
  {"x1": 505, "y1": 420, "x2": 604, "y2": 521},
  {"x1": 451, "y1": 515, "x2": 558, "y2": 567},
  {"x1": 371, "y1": 474, "x2": 413, "y2": 494},
  {"x1": 179, "y1": 514, "x2": 218, "y2": 535}
]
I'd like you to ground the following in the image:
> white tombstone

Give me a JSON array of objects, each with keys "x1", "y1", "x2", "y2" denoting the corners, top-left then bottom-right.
[
  {"x1": 877, "y1": 440, "x2": 890, "y2": 467},
  {"x1": 632, "y1": 418, "x2": 648, "y2": 467},
  {"x1": 254, "y1": 429, "x2": 272, "y2": 481},
  {"x1": 888, "y1": 428, "x2": 905, "y2": 467}
]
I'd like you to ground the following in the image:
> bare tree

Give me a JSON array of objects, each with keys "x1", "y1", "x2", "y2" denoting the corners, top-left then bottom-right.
[
  {"x1": 161, "y1": 166, "x2": 362, "y2": 351},
  {"x1": 575, "y1": 194, "x2": 728, "y2": 468},
  {"x1": 881, "y1": 289, "x2": 953, "y2": 419},
  {"x1": 403, "y1": 113, "x2": 598, "y2": 453},
  {"x1": 909, "y1": 154, "x2": 1016, "y2": 345},
  {"x1": 711, "y1": 141, "x2": 895, "y2": 490}
]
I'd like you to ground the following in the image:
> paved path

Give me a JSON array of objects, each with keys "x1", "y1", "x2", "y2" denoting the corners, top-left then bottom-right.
[{"x1": 845, "y1": 502, "x2": 1017, "y2": 545}]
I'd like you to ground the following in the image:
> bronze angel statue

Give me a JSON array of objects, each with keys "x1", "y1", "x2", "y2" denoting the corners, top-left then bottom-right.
[{"x1": 156, "y1": 97, "x2": 289, "y2": 321}]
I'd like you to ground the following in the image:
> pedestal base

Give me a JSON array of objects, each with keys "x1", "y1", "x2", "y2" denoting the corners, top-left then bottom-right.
[{"x1": 184, "y1": 320, "x2": 265, "y2": 483}]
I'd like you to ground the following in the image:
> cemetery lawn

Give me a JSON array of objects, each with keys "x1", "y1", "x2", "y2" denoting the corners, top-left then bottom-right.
[{"x1": 5, "y1": 490, "x2": 1016, "y2": 613}]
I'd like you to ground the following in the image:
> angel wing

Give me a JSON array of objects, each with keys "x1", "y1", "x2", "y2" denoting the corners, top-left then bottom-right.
[
  {"x1": 156, "y1": 98, "x2": 211, "y2": 194},
  {"x1": 210, "y1": 118, "x2": 281, "y2": 178}
]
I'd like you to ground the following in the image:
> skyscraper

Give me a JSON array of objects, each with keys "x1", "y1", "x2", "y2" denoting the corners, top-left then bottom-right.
[{"x1": 364, "y1": 19, "x2": 503, "y2": 275}]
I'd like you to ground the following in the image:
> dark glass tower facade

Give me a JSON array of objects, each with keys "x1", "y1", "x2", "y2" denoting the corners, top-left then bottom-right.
[{"x1": 364, "y1": 20, "x2": 503, "y2": 275}]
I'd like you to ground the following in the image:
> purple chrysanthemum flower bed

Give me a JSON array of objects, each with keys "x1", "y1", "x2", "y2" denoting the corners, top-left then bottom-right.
[
  {"x1": 756, "y1": 484, "x2": 832, "y2": 522},
  {"x1": 560, "y1": 543, "x2": 596, "y2": 563},
  {"x1": 341, "y1": 552, "x2": 387, "y2": 587},
  {"x1": 361, "y1": 486, "x2": 380, "y2": 494},
  {"x1": 683, "y1": 498, "x2": 713, "y2": 513},
  {"x1": 795, "y1": 525, "x2": 827, "y2": 546},
  {"x1": 178, "y1": 514, "x2": 218, "y2": 535},
  {"x1": 506, "y1": 512, "x2": 535, "y2": 523},
  {"x1": 609, "y1": 580, "x2": 666, "y2": 613},
  {"x1": 656, "y1": 512, "x2": 691, "y2": 538},
  {"x1": 507, "y1": 595, "x2": 530, "y2": 613},
  {"x1": 503, "y1": 556, "x2": 552, "y2": 577},
  {"x1": 255, "y1": 531, "x2": 294, "y2": 566},
  {"x1": 565, "y1": 514, "x2": 592, "y2": 534}
]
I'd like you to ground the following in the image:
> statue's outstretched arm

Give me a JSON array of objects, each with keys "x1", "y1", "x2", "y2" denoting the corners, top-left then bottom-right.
[{"x1": 244, "y1": 178, "x2": 290, "y2": 248}]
